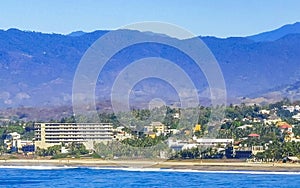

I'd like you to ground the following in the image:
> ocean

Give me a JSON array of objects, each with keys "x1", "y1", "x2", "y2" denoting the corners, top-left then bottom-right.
[{"x1": 0, "y1": 166, "x2": 300, "y2": 188}]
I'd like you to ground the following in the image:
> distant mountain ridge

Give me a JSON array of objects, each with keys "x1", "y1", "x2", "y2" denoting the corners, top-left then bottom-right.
[
  {"x1": 68, "y1": 31, "x2": 87, "y2": 37},
  {"x1": 247, "y1": 22, "x2": 300, "y2": 42},
  {"x1": 0, "y1": 23, "x2": 300, "y2": 111}
]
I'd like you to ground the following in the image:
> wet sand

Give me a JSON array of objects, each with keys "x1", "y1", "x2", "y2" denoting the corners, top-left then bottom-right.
[{"x1": 1, "y1": 159, "x2": 300, "y2": 172}]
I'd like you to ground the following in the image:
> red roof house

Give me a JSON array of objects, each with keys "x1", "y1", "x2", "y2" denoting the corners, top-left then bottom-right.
[
  {"x1": 279, "y1": 124, "x2": 293, "y2": 133},
  {"x1": 248, "y1": 133, "x2": 260, "y2": 137}
]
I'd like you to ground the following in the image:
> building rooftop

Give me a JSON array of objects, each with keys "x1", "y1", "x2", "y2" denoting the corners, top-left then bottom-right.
[
  {"x1": 279, "y1": 124, "x2": 292, "y2": 129},
  {"x1": 248, "y1": 133, "x2": 260, "y2": 137}
]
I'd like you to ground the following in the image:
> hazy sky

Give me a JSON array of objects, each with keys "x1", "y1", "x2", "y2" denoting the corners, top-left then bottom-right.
[{"x1": 1, "y1": 0, "x2": 300, "y2": 37}]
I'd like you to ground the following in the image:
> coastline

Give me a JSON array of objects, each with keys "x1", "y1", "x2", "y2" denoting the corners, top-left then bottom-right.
[{"x1": 1, "y1": 159, "x2": 300, "y2": 172}]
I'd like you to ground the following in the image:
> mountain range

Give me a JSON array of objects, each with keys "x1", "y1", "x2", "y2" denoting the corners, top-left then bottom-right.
[
  {"x1": 0, "y1": 22, "x2": 300, "y2": 119},
  {"x1": 247, "y1": 22, "x2": 300, "y2": 42}
]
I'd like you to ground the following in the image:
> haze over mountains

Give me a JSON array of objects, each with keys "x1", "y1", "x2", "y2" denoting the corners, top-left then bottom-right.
[{"x1": 0, "y1": 22, "x2": 300, "y2": 114}]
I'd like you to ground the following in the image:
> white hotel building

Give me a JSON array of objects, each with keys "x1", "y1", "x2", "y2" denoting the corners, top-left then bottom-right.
[{"x1": 34, "y1": 122, "x2": 113, "y2": 149}]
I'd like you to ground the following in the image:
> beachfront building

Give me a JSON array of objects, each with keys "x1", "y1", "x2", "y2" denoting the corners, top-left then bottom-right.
[
  {"x1": 168, "y1": 138, "x2": 234, "y2": 152},
  {"x1": 4, "y1": 132, "x2": 21, "y2": 152},
  {"x1": 193, "y1": 138, "x2": 234, "y2": 147},
  {"x1": 226, "y1": 146, "x2": 264, "y2": 159},
  {"x1": 168, "y1": 139, "x2": 189, "y2": 151},
  {"x1": 4, "y1": 132, "x2": 34, "y2": 153},
  {"x1": 34, "y1": 122, "x2": 113, "y2": 150}
]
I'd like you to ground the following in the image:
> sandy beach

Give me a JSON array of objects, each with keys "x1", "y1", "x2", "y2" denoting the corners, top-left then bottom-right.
[{"x1": 1, "y1": 159, "x2": 300, "y2": 172}]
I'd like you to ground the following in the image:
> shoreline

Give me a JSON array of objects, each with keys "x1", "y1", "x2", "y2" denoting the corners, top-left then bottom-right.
[{"x1": 1, "y1": 159, "x2": 300, "y2": 172}]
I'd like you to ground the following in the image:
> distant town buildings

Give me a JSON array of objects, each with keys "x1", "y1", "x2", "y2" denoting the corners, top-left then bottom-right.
[
  {"x1": 1, "y1": 101, "x2": 300, "y2": 161},
  {"x1": 173, "y1": 113, "x2": 180, "y2": 119},
  {"x1": 282, "y1": 105, "x2": 300, "y2": 113},
  {"x1": 237, "y1": 124, "x2": 253, "y2": 130},
  {"x1": 264, "y1": 115, "x2": 282, "y2": 125},
  {"x1": 259, "y1": 109, "x2": 270, "y2": 115},
  {"x1": 292, "y1": 113, "x2": 300, "y2": 121}
]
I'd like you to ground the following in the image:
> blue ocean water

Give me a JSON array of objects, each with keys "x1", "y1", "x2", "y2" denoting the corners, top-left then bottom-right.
[{"x1": 0, "y1": 166, "x2": 300, "y2": 188}]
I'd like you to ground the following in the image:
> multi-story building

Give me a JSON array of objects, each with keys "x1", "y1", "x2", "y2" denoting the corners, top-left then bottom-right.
[
  {"x1": 4, "y1": 132, "x2": 34, "y2": 153},
  {"x1": 34, "y1": 122, "x2": 113, "y2": 150},
  {"x1": 144, "y1": 122, "x2": 167, "y2": 136}
]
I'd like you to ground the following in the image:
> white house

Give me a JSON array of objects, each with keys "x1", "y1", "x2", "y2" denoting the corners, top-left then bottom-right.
[
  {"x1": 194, "y1": 138, "x2": 234, "y2": 147},
  {"x1": 292, "y1": 113, "x2": 300, "y2": 121}
]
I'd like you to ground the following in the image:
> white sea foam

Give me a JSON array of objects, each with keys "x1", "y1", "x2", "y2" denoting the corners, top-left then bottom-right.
[
  {"x1": 1, "y1": 165, "x2": 300, "y2": 175},
  {"x1": 0, "y1": 165, "x2": 78, "y2": 170},
  {"x1": 91, "y1": 167, "x2": 168, "y2": 172},
  {"x1": 89, "y1": 167, "x2": 300, "y2": 175}
]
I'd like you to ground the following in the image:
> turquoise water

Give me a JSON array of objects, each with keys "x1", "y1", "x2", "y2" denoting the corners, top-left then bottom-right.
[{"x1": 0, "y1": 166, "x2": 300, "y2": 187}]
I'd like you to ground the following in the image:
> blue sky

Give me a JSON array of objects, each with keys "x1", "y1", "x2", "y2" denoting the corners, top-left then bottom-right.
[{"x1": 1, "y1": 0, "x2": 300, "y2": 38}]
